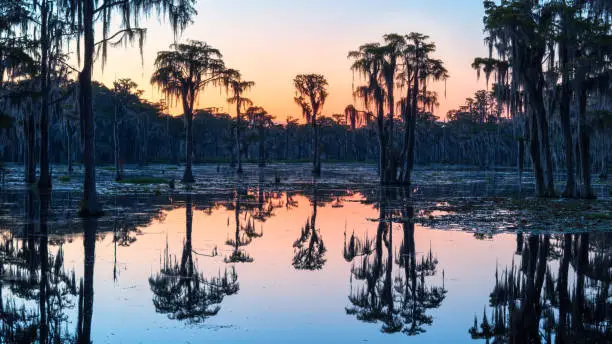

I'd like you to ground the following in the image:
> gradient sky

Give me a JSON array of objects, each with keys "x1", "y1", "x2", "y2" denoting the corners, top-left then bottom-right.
[{"x1": 93, "y1": 0, "x2": 490, "y2": 122}]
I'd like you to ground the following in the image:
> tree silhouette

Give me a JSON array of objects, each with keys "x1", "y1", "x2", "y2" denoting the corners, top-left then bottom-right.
[
  {"x1": 246, "y1": 106, "x2": 274, "y2": 167},
  {"x1": 151, "y1": 40, "x2": 227, "y2": 183},
  {"x1": 349, "y1": 33, "x2": 447, "y2": 185},
  {"x1": 224, "y1": 188, "x2": 263, "y2": 263},
  {"x1": 221, "y1": 70, "x2": 254, "y2": 174},
  {"x1": 149, "y1": 194, "x2": 239, "y2": 323},
  {"x1": 481, "y1": 1, "x2": 558, "y2": 198},
  {"x1": 76, "y1": 217, "x2": 97, "y2": 344},
  {"x1": 292, "y1": 184, "x2": 326, "y2": 270},
  {"x1": 0, "y1": 192, "x2": 79, "y2": 343},
  {"x1": 398, "y1": 33, "x2": 448, "y2": 185},
  {"x1": 349, "y1": 42, "x2": 389, "y2": 184},
  {"x1": 470, "y1": 232, "x2": 611, "y2": 343},
  {"x1": 294, "y1": 74, "x2": 328, "y2": 175},
  {"x1": 345, "y1": 189, "x2": 446, "y2": 335},
  {"x1": 61, "y1": 0, "x2": 196, "y2": 215},
  {"x1": 111, "y1": 78, "x2": 142, "y2": 181}
]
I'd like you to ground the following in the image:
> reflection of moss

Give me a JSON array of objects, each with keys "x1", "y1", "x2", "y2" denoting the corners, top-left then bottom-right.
[
  {"x1": 102, "y1": 166, "x2": 116, "y2": 171},
  {"x1": 118, "y1": 177, "x2": 168, "y2": 184},
  {"x1": 58, "y1": 175, "x2": 71, "y2": 182},
  {"x1": 224, "y1": 250, "x2": 253, "y2": 263}
]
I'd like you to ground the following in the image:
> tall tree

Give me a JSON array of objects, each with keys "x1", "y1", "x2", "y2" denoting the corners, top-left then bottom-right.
[
  {"x1": 349, "y1": 43, "x2": 389, "y2": 183},
  {"x1": 398, "y1": 33, "x2": 448, "y2": 185},
  {"x1": 151, "y1": 40, "x2": 225, "y2": 183},
  {"x1": 246, "y1": 106, "x2": 273, "y2": 167},
  {"x1": 568, "y1": 2, "x2": 610, "y2": 198},
  {"x1": 65, "y1": 0, "x2": 196, "y2": 215},
  {"x1": 294, "y1": 74, "x2": 328, "y2": 175},
  {"x1": 222, "y1": 70, "x2": 254, "y2": 173},
  {"x1": 344, "y1": 104, "x2": 369, "y2": 160},
  {"x1": 350, "y1": 33, "x2": 447, "y2": 185},
  {"x1": 35, "y1": 0, "x2": 61, "y2": 191},
  {"x1": 112, "y1": 78, "x2": 141, "y2": 181},
  {"x1": 482, "y1": 0, "x2": 557, "y2": 197},
  {"x1": 1, "y1": 1, "x2": 38, "y2": 183}
]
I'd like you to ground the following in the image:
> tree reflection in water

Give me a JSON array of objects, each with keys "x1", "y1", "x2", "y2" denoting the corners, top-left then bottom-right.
[
  {"x1": 292, "y1": 183, "x2": 327, "y2": 270},
  {"x1": 77, "y1": 217, "x2": 97, "y2": 344},
  {"x1": 469, "y1": 232, "x2": 611, "y2": 343},
  {"x1": 149, "y1": 194, "x2": 239, "y2": 324},
  {"x1": 0, "y1": 191, "x2": 96, "y2": 343},
  {"x1": 224, "y1": 187, "x2": 263, "y2": 263},
  {"x1": 344, "y1": 188, "x2": 446, "y2": 335}
]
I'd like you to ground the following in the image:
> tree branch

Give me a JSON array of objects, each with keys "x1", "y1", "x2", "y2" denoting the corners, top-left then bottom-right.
[
  {"x1": 93, "y1": 0, "x2": 129, "y2": 14},
  {"x1": 56, "y1": 59, "x2": 80, "y2": 73},
  {"x1": 94, "y1": 28, "x2": 143, "y2": 47}
]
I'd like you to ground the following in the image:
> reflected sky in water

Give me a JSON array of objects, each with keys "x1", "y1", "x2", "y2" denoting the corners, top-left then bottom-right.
[{"x1": 0, "y1": 187, "x2": 609, "y2": 343}]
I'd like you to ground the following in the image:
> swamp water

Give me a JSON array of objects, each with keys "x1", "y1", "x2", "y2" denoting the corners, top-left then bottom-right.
[{"x1": 0, "y1": 164, "x2": 610, "y2": 343}]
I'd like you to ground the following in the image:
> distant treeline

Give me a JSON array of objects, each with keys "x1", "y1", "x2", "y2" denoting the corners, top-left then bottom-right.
[
  {"x1": 1, "y1": 81, "x2": 610, "y2": 172},
  {"x1": 0, "y1": 81, "x2": 522, "y2": 167}
]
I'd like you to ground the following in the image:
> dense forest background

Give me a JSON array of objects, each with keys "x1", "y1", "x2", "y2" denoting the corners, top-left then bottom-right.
[{"x1": 1, "y1": 80, "x2": 609, "y2": 171}]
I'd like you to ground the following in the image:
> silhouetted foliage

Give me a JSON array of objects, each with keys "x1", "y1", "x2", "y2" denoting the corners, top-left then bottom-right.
[
  {"x1": 345, "y1": 189, "x2": 446, "y2": 335},
  {"x1": 149, "y1": 194, "x2": 239, "y2": 324}
]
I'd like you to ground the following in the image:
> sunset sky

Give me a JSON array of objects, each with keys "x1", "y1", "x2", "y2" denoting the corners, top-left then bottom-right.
[{"x1": 93, "y1": 0, "x2": 490, "y2": 122}]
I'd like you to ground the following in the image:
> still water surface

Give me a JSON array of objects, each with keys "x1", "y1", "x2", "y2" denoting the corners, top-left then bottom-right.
[{"x1": 0, "y1": 182, "x2": 609, "y2": 343}]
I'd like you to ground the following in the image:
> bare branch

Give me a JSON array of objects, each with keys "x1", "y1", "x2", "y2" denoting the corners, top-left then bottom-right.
[{"x1": 93, "y1": 0, "x2": 128, "y2": 14}]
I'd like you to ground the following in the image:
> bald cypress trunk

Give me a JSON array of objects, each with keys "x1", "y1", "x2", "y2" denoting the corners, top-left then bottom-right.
[
  {"x1": 559, "y1": 20, "x2": 576, "y2": 198},
  {"x1": 536, "y1": 104, "x2": 556, "y2": 197},
  {"x1": 528, "y1": 109, "x2": 546, "y2": 197},
  {"x1": 312, "y1": 117, "x2": 320, "y2": 175},
  {"x1": 517, "y1": 138, "x2": 525, "y2": 177},
  {"x1": 181, "y1": 93, "x2": 194, "y2": 183},
  {"x1": 25, "y1": 110, "x2": 36, "y2": 183},
  {"x1": 525, "y1": 65, "x2": 555, "y2": 198},
  {"x1": 385, "y1": 79, "x2": 397, "y2": 184},
  {"x1": 236, "y1": 103, "x2": 243, "y2": 174},
  {"x1": 78, "y1": 0, "x2": 101, "y2": 216},
  {"x1": 578, "y1": 89, "x2": 594, "y2": 198},
  {"x1": 531, "y1": 86, "x2": 555, "y2": 197},
  {"x1": 376, "y1": 101, "x2": 386, "y2": 185},
  {"x1": 38, "y1": 0, "x2": 51, "y2": 190},
  {"x1": 258, "y1": 125, "x2": 265, "y2": 167},
  {"x1": 404, "y1": 110, "x2": 417, "y2": 186},
  {"x1": 403, "y1": 63, "x2": 419, "y2": 187}
]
